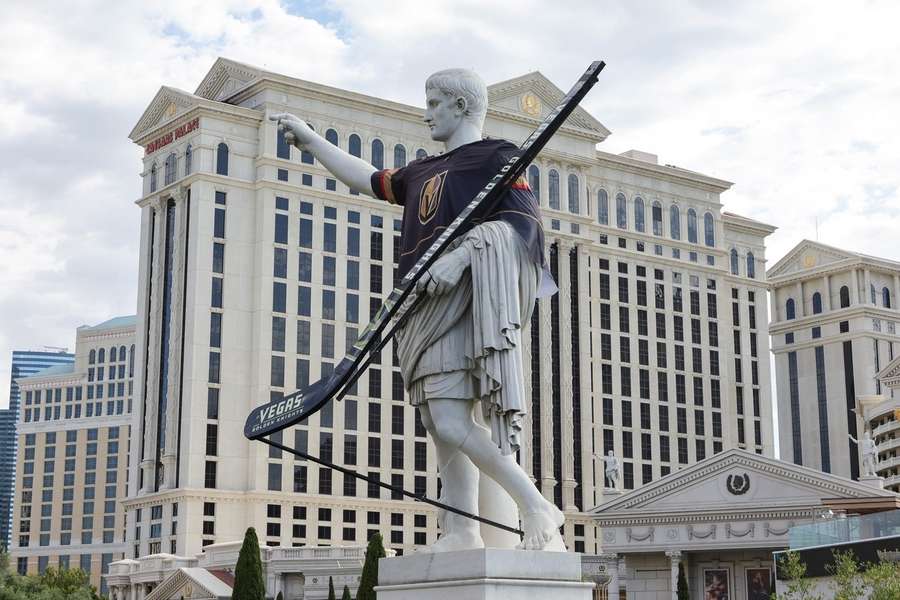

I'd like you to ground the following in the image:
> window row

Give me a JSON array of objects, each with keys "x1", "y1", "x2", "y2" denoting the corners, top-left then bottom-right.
[
  {"x1": 277, "y1": 127, "x2": 427, "y2": 170},
  {"x1": 594, "y1": 189, "x2": 716, "y2": 247}
]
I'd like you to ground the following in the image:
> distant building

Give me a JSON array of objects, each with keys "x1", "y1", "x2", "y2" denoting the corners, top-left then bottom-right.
[
  {"x1": 768, "y1": 241, "x2": 900, "y2": 480},
  {"x1": 0, "y1": 350, "x2": 74, "y2": 549},
  {"x1": 860, "y1": 355, "x2": 900, "y2": 493},
  {"x1": 10, "y1": 317, "x2": 135, "y2": 595}
]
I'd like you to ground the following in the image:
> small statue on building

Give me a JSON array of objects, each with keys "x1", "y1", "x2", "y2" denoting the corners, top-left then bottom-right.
[
  {"x1": 849, "y1": 430, "x2": 879, "y2": 477},
  {"x1": 603, "y1": 451, "x2": 620, "y2": 490}
]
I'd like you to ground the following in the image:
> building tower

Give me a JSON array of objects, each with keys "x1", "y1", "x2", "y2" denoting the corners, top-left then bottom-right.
[
  {"x1": 0, "y1": 349, "x2": 74, "y2": 549},
  {"x1": 8, "y1": 317, "x2": 135, "y2": 594},
  {"x1": 769, "y1": 241, "x2": 900, "y2": 480},
  {"x1": 124, "y1": 58, "x2": 776, "y2": 559}
]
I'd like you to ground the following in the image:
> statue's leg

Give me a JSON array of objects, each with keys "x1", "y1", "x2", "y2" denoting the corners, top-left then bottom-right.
[
  {"x1": 417, "y1": 403, "x2": 484, "y2": 552},
  {"x1": 473, "y1": 409, "x2": 520, "y2": 549},
  {"x1": 426, "y1": 398, "x2": 566, "y2": 551}
]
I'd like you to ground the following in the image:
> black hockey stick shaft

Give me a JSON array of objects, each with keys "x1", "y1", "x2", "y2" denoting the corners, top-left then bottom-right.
[
  {"x1": 245, "y1": 60, "x2": 605, "y2": 439},
  {"x1": 259, "y1": 436, "x2": 524, "y2": 536}
]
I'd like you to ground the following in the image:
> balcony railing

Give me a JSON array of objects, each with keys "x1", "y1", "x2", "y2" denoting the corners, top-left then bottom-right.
[{"x1": 789, "y1": 509, "x2": 900, "y2": 549}]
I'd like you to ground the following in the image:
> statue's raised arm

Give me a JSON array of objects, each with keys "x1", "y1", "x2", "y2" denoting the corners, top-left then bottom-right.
[{"x1": 269, "y1": 113, "x2": 377, "y2": 196}]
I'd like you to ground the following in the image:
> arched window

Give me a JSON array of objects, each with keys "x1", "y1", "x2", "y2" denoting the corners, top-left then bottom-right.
[
  {"x1": 812, "y1": 292, "x2": 823, "y2": 314},
  {"x1": 670, "y1": 205, "x2": 681, "y2": 240},
  {"x1": 348, "y1": 134, "x2": 361, "y2": 158},
  {"x1": 597, "y1": 189, "x2": 609, "y2": 225},
  {"x1": 109, "y1": 346, "x2": 117, "y2": 362},
  {"x1": 276, "y1": 128, "x2": 291, "y2": 159},
  {"x1": 730, "y1": 249, "x2": 739, "y2": 275},
  {"x1": 325, "y1": 128, "x2": 339, "y2": 147},
  {"x1": 528, "y1": 165, "x2": 540, "y2": 199},
  {"x1": 149, "y1": 163, "x2": 157, "y2": 193},
  {"x1": 870, "y1": 284, "x2": 877, "y2": 305},
  {"x1": 883, "y1": 287, "x2": 892, "y2": 309},
  {"x1": 184, "y1": 145, "x2": 192, "y2": 175},
  {"x1": 98, "y1": 348, "x2": 106, "y2": 363},
  {"x1": 119, "y1": 346, "x2": 126, "y2": 362},
  {"x1": 704, "y1": 212, "x2": 715, "y2": 247},
  {"x1": 216, "y1": 143, "x2": 229, "y2": 176},
  {"x1": 651, "y1": 201, "x2": 663, "y2": 235},
  {"x1": 786, "y1": 298, "x2": 796, "y2": 320},
  {"x1": 394, "y1": 144, "x2": 406, "y2": 168},
  {"x1": 371, "y1": 138, "x2": 384, "y2": 169},
  {"x1": 129, "y1": 344, "x2": 135, "y2": 378},
  {"x1": 616, "y1": 193, "x2": 628, "y2": 229},
  {"x1": 416, "y1": 148, "x2": 427, "y2": 161},
  {"x1": 840, "y1": 286, "x2": 850, "y2": 308},
  {"x1": 164, "y1": 153, "x2": 177, "y2": 185},
  {"x1": 301, "y1": 124, "x2": 315, "y2": 164},
  {"x1": 89, "y1": 349, "x2": 96, "y2": 364},
  {"x1": 633, "y1": 197, "x2": 645, "y2": 232},
  {"x1": 687, "y1": 208, "x2": 698, "y2": 243},
  {"x1": 746, "y1": 252, "x2": 755, "y2": 279},
  {"x1": 567, "y1": 174, "x2": 579, "y2": 213},
  {"x1": 548, "y1": 170, "x2": 560, "y2": 209}
]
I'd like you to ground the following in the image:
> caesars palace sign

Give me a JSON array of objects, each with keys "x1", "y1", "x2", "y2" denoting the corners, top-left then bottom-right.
[{"x1": 145, "y1": 117, "x2": 200, "y2": 155}]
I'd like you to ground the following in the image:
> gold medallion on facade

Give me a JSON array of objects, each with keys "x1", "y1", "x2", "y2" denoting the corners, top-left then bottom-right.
[
  {"x1": 520, "y1": 93, "x2": 542, "y2": 117},
  {"x1": 802, "y1": 254, "x2": 817, "y2": 268}
]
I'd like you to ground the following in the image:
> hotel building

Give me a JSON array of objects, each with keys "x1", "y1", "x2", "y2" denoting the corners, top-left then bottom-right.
[
  {"x1": 769, "y1": 241, "x2": 900, "y2": 480},
  {"x1": 10, "y1": 317, "x2": 135, "y2": 594},
  {"x1": 124, "y1": 58, "x2": 776, "y2": 563},
  {"x1": 0, "y1": 350, "x2": 74, "y2": 549}
]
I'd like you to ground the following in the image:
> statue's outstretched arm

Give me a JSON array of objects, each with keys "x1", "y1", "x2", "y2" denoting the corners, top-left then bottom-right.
[
  {"x1": 270, "y1": 113, "x2": 377, "y2": 197},
  {"x1": 848, "y1": 434, "x2": 858, "y2": 444}
]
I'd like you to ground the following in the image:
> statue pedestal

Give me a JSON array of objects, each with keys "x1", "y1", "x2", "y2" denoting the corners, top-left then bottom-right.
[
  {"x1": 859, "y1": 474, "x2": 884, "y2": 490},
  {"x1": 375, "y1": 548, "x2": 593, "y2": 600}
]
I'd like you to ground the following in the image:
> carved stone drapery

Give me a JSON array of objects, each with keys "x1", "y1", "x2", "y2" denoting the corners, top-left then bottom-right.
[
  {"x1": 726, "y1": 523, "x2": 755, "y2": 538},
  {"x1": 625, "y1": 526, "x2": 655, "y2": 542},
  {"x1": 687, "y1": 524, "x2": 716, "y2": 540}
]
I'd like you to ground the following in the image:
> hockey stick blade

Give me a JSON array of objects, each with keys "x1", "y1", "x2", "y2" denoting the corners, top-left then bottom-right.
[{"x1": 245, "y1": 60, "x2": 605, "y2": 441}]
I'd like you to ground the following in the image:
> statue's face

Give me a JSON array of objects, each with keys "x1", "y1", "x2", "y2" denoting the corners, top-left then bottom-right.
[{"x1": 424, "y1": 87, "x2": 464, "y2": 142}]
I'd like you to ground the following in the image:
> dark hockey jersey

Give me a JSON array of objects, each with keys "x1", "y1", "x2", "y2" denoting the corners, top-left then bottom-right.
[{"x1": 370, "y1": 138, "x2": 545, "y2": 278}]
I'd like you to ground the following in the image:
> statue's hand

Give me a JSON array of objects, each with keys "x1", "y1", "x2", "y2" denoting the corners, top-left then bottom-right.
[
  {"x1": 269, "y1": 113, "x2": 315, "y2": 148},
  {"x1": 416, "y1": 249, "x2": 468, "y2": 296}
]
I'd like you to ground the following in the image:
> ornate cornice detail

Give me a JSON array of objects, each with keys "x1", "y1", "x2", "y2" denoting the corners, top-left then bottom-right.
[
  {"x1": 595, "y1": 508, "x2": 817, "y2": 528},
  {"x1": 764, "y1": 521, "x2": 794, "y2": 537},
  {"x1": 625, "y1": 527, "x2": 655, "y2": 543},
  {"x1": 726, "y1": 523, "x2": 755, "y2": 538},
  {"x1": 688, "y1": 524, "x2": 716, "y2": 540}
]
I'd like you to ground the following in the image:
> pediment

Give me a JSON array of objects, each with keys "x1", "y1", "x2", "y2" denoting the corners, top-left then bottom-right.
[
  {"x1": 488, "y1": 71, "x2": 610, "y2": 141},
  {"x1": 767, "y1": 240, "x2": 858, "y2": 279},
  {"x1": 145, "y1": 568, "x2": 231, "y2": 600},
  {"x1": 195, "y1": 57, "x2": 264, "y2": 102},
  {"x1": 129, "y1": 86, "x2": 202, "y2": 142},
  {"x1": 877, "y1": 355, "x2": 900, "y2": 387},
  {"x1": 593, "y1": 449, "x2": 895, "y2": 517}
]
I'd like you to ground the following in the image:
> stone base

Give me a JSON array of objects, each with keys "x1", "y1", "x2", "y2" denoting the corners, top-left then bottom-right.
[
  {"x1": 859, "y1": 474, "x2": 884, "y2": 490},
  {"x1": 375, "y1": 548, "x2": 593, "y2": 600}
]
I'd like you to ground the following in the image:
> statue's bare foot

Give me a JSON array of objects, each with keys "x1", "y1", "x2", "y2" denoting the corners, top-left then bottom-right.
[
  {"x1": 422, "y1": 529, "x2": 484, "y2": 553},
  {"x1": 518, "y1": 503, "x2": 567, "y2": 551}
]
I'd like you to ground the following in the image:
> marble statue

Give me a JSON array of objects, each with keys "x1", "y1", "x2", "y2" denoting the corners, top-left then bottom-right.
[
  {"x1": 603, "y1": 451, "x2": 620, "y2": 490},
  {"x1": 270, "y1": 68, "x2": 565, "y2": 552},
  {"x1": 849, "y1": 430, "x2": 879, "y2": 477}
]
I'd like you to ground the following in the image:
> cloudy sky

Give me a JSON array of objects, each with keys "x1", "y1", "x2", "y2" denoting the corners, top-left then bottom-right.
[{"x1": 1, "y1": 0, "x2": 898, "y2": 408}]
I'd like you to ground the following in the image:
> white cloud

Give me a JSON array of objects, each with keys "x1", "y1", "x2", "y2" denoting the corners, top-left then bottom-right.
[{"x1": 1, "y1": 0, "x2": 899, "y2": 407}]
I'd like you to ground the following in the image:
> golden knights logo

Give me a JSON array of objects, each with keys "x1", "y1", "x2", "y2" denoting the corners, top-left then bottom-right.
[{"x1": 418, "y1": 170, "x2": 448, "y2": 224}]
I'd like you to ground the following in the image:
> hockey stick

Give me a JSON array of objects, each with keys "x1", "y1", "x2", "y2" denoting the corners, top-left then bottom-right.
[{"x1": 245, "y1": 60, "x2": 605, "y2": 442}]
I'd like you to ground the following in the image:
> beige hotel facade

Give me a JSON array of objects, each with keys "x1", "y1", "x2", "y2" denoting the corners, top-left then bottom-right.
[
  {"x1": 10, "y1": 316, "x2": 136, "y2": 594},
  {"x1": 117, "y1": 57, "x2": 777, "y2": 567}
]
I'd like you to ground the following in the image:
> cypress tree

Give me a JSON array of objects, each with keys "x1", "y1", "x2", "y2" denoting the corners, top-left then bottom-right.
[
  {"x1": 232, "y1": 527, "x2": 266, "y2": 600},
  {"x1": 342, "y1": 584, "x2": 353, "y2": 600},
  {"x1": 677, "y1": 561, "x2": 690, "y2": 600},
  {"x1": 356, "y1": 532, "x2": 386, "y2": 600},
  {"x1": 328, "y1": 575, "x2": 336, "y2": 600}
]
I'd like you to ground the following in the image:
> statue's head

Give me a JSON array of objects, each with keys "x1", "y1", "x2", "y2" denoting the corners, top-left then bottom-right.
[
  {"x1": 607, "y1": 450, "x2": 614, "y2": 457},
  {"x1": 424, "y1": 68, "x2": 488, "y2": 141}
]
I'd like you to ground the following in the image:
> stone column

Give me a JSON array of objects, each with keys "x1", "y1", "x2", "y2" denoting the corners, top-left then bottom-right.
[
  {"x1": 557, "y1": 239, "x2": 578, "y2": 511},
  {"x1": 893, "y1": 274, "x2": 900, "y2": 310},
  {"x1": 539, "y1": 287, "x2": 556, "y2": 499},
  {"x1": 824, "y1": 275, "x2": 833, "y2": 311},
  {"x1": 797, "y1": 281, "x2": 805, "y2": 317},
  {"x1": 864, "y1": 268, "x2": 873, "y2": 304},
  {"x1": 851, "y1": 269, "x2": 861, "y2": 304},
  {"x1": 599, "y1": 553, "x2": 621, "y2": 600},
  {"x1": 665, "y1": 550, "x2": 682, "y2": 600}
]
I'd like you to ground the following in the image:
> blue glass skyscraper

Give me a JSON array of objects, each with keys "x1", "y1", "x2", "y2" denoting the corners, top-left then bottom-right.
[{"x1": 0, "y1": 350, "x2": 74, "y2": 548}]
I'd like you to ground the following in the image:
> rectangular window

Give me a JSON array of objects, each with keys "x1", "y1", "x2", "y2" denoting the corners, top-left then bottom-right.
[
  {"x1": 299, "y1": 218, "x2": 313, "y2": 248},
  {"x1": 214, "y1": 208, "x2": 226, "y2": 238},
  {"x1": 275, "y1": 214, "x2": 288, "y2": 244},
  {"x1": 268, "y1": 463, "x2": 282, "y2": 491}
]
